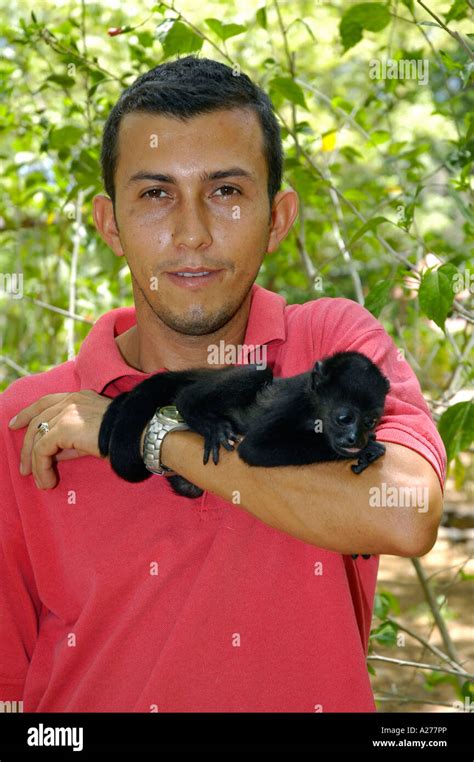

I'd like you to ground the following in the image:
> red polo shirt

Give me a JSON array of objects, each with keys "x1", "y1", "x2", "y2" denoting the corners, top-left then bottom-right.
[{"x1": 0, "y1": 284, "x2": 446, "y2": 712}]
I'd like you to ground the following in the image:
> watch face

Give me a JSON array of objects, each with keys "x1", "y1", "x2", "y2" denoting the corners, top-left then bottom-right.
[{"x1": 160, "y1": 405, "x2": 184, "y2": 422}]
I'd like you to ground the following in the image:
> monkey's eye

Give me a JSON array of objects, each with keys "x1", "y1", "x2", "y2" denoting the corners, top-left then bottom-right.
[
  {"x1": 336, "y1": 413, "x2": 354, "y2": 426},
  {"x1": 364, "y1": 418, "x2": 376, "y2": 429}
]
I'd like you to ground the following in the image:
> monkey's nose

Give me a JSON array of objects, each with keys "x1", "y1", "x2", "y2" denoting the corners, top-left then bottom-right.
[{"x1": 339, "y1": 434, "x2": 356, "y2": 447}]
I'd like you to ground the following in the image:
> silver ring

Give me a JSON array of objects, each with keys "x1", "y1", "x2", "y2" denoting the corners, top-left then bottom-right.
[{"x1": 37, "y1": 421, "x2": 50, "y2": 435}]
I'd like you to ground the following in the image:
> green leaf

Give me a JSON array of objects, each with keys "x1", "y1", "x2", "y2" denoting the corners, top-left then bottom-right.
[
  {"x1": 256, "y1": 7, "x2": 267, "y2": 29},
  {"x1": 339, "y1": 146, "x2": 362, "y2": 162},
  {"x1": 439, "y1": 50, "x2": 462, "y2": 71},
  {"x1": 136, "y1": 31, "x2": 155, "y2": 48},
  {"x1": 340, "y1": 3, "x2": 391, "y2": 52},
  {"x1": 418, "y1": 264, "x2": 457, "y2": 329},
  {"x1": 370, "y1": 622, "x2": 398, "y2": 646},
  {"x1": 155, "y1": 20, "x2": 203, "y2": 58},
  {"x1": 445, "y1": 0, "x2": 468, "y2": 24},
  {"x1": 369, "y1": 129, "x2": 391, "y2": 145},
  {"x1": 269, "y1": 76, "x2": 309, "y2": 110},
  {"x1": 45, "y1": 74, "x2": 76, "y2": 88},
  {"x1": 204, "y1": 19, "x2": 247, "y2": 41},
  {"x1": 438, "y1": 401, "x2": 474, "y2": 463},
  {"x1": 347, "y1": 216, "x2": 390, "y2": 248},
  {"x1": 331, "y1": 96, "x2": 353, "y2": 113},
  {"x1": 373, "y1": 590, "x2": 400, "y2": 619},
  {"x1": 400, "y1": 0, "x2": 414, "y2": 11},
  {"x1": 49, "y1": 125, "x2": 84, "y2": 150},
  {"x1": 344, "y1": 188, "x2": 367, "y2": 201},
  {"x1": 364, "y1": 279, "x2": 394, "y2": 317}
]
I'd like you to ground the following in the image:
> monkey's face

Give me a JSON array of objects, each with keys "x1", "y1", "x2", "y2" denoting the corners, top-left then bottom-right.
[
  {"x1": 318, "y1": 396, "x2": 383, "y2": 457},
  {"x1": 310, "y1": 351, "x2": 390, "y2": 457}
]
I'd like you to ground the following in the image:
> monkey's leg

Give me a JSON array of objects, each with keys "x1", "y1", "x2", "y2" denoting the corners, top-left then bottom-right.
[
  {"x1": 98, "y1": 393, "x2": 129, "y2": 457},
  {"x1": 351, "y1": 439, "x2": 386, "y2": 474},
  {"x1": 175, "y1": 364, "x2": 273, "y2": 466}
]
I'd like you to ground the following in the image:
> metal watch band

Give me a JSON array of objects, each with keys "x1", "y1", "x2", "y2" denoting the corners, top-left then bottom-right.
[{"x1": 142, "y1": 410, "x2": 190, "y2": 476}]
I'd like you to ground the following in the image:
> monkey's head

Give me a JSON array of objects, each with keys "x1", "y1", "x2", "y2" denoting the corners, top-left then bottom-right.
[{"x1": 310, "y1": 351, "x2": 390, "y2": 457}]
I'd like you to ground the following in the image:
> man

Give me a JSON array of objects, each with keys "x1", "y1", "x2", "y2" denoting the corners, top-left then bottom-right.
[{"x1": 1, "y1": 55, "x2": 446, "y2": 712}]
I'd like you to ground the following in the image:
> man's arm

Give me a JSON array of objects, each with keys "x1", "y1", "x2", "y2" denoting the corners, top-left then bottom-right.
[
  {"x1": 157, "y1": 429, "x2": 443, "y2": 557},
  {"x1": 8, "y1": 389, "x2": 443, "y2": 557}
]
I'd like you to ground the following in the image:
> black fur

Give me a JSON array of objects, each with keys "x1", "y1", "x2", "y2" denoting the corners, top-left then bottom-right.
[
  {"x1": 99, "y1": 350, "x2": 389, "y2": 482},
  {"x1": 99, "y1": 351, "x2": 390, "y2": 557}
]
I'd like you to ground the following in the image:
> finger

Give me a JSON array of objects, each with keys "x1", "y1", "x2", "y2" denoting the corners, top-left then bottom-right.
[
  {"x1": 54, "y1": 448, "x2": 89, "y2": 461},
  {"x1": 20, "y1": 401, "x2": 71, "y2": 475},
  {"x1": 8, "y1": 393, "x2": 72, "y2": 429},
  {"x1": 31, "y1": 416, "x2": 64, "y2": 489}
]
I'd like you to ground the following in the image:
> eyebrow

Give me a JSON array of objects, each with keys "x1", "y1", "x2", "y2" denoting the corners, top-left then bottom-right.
[{"x1": 126, "y1": 167, "x2": 256, "y2": 186}]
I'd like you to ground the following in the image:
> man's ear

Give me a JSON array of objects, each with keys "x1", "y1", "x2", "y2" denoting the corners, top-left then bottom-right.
[
  {"x1": 92, "y1": 194, "x2": 125, "y2": 258},
  {"x1": 311, "y1": 360, "x2": 325, "y2": 390}
]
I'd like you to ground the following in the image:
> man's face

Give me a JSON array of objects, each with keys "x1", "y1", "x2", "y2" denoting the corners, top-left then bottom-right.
[{"x1": 97, "y1": 107, "x2": 296, "y2": 335}]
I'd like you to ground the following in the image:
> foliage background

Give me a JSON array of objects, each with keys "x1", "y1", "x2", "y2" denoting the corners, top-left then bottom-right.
[{"x1": 0, "y1": 0, "x2": 472, "y2": 711}]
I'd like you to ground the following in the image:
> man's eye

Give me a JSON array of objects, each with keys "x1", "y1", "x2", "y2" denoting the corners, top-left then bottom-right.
[
  {"x1": 141, "y1": 188, "x2": 167, "y2": 199},
  {"x1": 214, "y1": 185, "x2": 240, "y2": 197}
]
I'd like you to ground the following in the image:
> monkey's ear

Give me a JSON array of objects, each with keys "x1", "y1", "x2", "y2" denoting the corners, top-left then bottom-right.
[{"x1": 311, "y1": 360, "x2": 325, "y2": 389}]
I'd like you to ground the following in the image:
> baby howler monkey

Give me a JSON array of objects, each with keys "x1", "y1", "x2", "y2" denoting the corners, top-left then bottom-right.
[{"x1": 99, "y1": 350, "x2": 390, "y2": 502}]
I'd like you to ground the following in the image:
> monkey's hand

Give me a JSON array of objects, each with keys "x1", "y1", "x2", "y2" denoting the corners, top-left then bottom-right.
[
  {"x1": 201, "y1": 419, "x2": 243, "y2": 466},
  {"x1": 175, "y1": 386, "x2": 242, "y2": 465},
  {"x1": 351, "y1": 437, "x2": 385, "y2": 474}
]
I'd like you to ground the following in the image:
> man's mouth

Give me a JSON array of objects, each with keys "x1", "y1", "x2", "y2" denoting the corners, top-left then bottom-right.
[
  {"x1": 165, "y1": 268, "x2": 224, "y2": 288},
  {"x1": 172, "y1": 271, "x2": 212, "y2": 277}
]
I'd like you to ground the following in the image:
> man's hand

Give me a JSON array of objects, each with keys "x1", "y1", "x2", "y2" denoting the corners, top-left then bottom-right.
[{"x1": 8, "y1": 391, "x2": 112, "y2": 490}]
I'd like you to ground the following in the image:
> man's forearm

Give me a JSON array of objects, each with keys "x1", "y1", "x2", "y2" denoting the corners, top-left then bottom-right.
[{"x1": 157, "y1": 431, "x2": 443, "y2": 557}]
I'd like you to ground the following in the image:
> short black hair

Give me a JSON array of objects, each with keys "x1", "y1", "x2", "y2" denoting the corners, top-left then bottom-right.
[{"x1": 100, "y1": 54, "x2": 283, "y2": 211}]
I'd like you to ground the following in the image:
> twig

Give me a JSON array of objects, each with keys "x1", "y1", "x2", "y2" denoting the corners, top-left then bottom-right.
[
  {"x1": 411, "y1": 557, "x2": 465, "y2": 688},
  {"x1": 385, "y1": 616, "x2": 466, "y2": 674},
  {"x1": 440, "y1": 331, "x2": 474, "y2": 404},
  {"x1": 326, "y1": 173, "x2": 365, "y2": 304},
  {"x1": 0, "y1": 355, "x2": 31, "y2": 376},
  {"x1": 368, "y1": 654, "x2": 473, "y2": 679},
  {"x1": 23, "y1": 296, "x2": 94, "y2": 324},
  {"x1": 66, "y1": 190, "x2": 84, "y2": 360},
  {"x1": 158, "y1": 0, "x2": 234, "y2": 64},
  {"x1": 416, "y1": 0, "x2": 474, "y2": 61},
  {"x1": 375, "y1": 694, "x2": 466, "y2": 708}
]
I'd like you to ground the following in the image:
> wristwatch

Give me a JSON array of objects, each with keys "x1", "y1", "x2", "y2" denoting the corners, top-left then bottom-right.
[{"x1": 142, "y1": 405, "x2": 190, "y2": 476}]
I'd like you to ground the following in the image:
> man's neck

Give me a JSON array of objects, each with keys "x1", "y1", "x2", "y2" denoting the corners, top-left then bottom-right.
[{"x1": 115, "y1": 294, "x2": 252, "y2": 373}]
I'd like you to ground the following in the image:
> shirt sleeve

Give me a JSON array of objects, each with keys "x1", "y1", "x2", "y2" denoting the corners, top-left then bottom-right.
[
  {"x1": 313, "y1": 298, "x2": 447, "y2": 494},
  {"x1": 0, "y1": 391, "x2": 42, "y2": 702}
]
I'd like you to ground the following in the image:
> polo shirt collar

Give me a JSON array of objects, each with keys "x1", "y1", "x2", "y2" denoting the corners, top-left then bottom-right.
[{"x1": 75, "y1": 283, "x2": 286, "y2": 393}]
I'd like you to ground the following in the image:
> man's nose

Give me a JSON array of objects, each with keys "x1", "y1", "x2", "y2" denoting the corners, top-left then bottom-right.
[{"x1": 172, "y1": 200, "x2": 213, "y2": 249}]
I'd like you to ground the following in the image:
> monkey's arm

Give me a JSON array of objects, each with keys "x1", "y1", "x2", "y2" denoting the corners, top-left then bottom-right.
[
  {"x1": 100, "y1": 364, "x2": 272, "y2": 482},
  {"x1": 159, "y1": 431, "x2": 443, "y2": 558}
]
